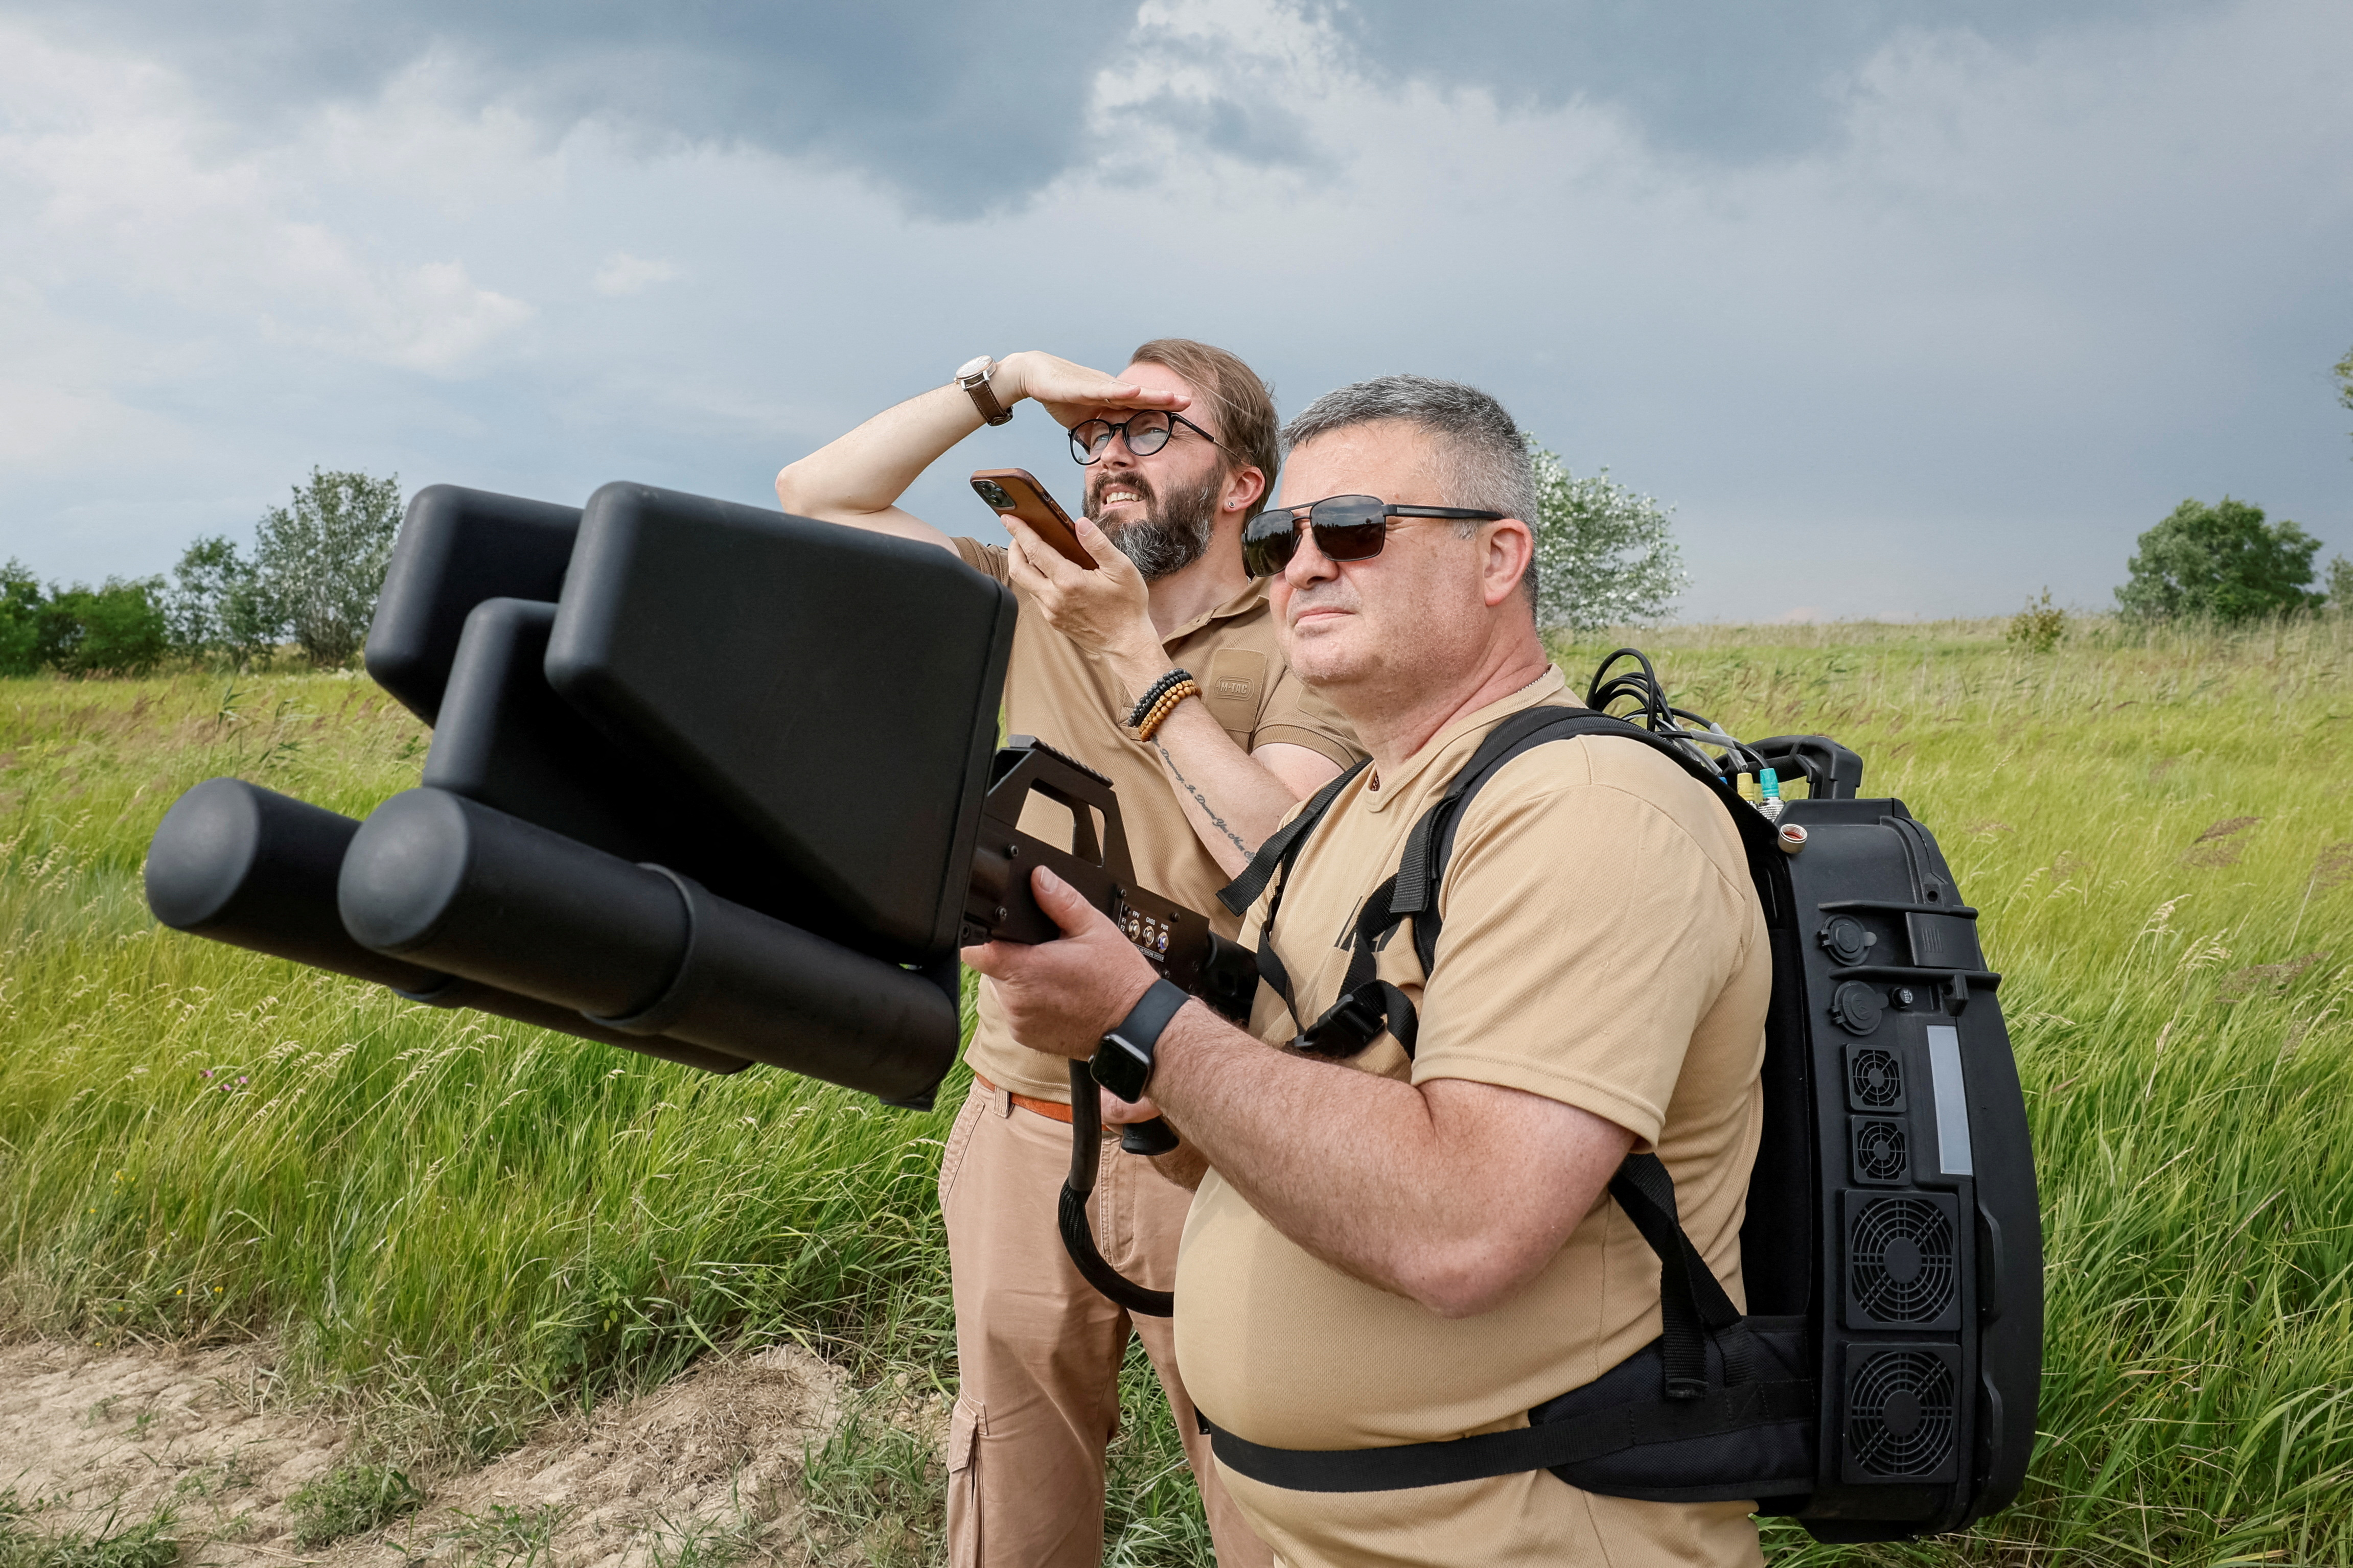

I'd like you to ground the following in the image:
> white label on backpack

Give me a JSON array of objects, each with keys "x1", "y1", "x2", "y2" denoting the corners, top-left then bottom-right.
[{"x1": 1926, "y1": 1025, "x2": 1974, "y2": 1177}]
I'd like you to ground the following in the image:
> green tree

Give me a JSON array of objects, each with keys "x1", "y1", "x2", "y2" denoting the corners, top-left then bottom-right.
[
  {"x1": 2114, "y1": 496, "x2": 2323, "y2": 623},
  {"x1": 253, "y1": 468, "x2": 402, "y2": 666},
  {"x1": 2327, "y1": 554, "x2": 2353, "y2": 610},
  {"x1": 2336, "y1": 343, "x2": 2352, "y2": 440},
  {"x1": 0, "y1": 560, "x2": 43, "y2": 676},
  {"x1": 1525, "y1": 441, "x2": 1687, "y2": 633},
  {"x1": 36, "y1": 578, "x2": 171, "y2": 676},
  {"x1": 168, "y1": 534, "x2": 277, "y2": 667}
]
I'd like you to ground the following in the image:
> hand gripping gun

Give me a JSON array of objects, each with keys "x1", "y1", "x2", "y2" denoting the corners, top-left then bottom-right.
[{"x1": 966, "y1": 736, "x2": 1259, "y2": 1315}]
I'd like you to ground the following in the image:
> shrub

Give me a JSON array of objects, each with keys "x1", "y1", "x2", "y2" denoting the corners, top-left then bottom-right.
[
  {"x1": 1526, "y1": 442, "x2": 1686, "y2": 633},
  {"x1": 35, "y1": 579, "x2": 170, "y2": 676},
  {"x1": 2008, "y1": 588, "x2": 2067, "y2": 652},
  {"x1": 2, "y1": 565, "x2": 174, "y2": 679},
  {"x1": 2115, "y1": 496, "x2": 2323, "y2": 623},
  {"x1": 2327, "y1": 553, "x2": 2352, "y2": 611}
]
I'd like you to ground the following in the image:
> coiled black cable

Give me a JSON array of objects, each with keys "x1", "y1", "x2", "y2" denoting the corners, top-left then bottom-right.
[{"x1": 1585, "y1": 648, "x2": 1765, "y2": 777}]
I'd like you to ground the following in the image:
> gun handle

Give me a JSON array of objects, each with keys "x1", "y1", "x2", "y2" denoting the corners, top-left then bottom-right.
[{"x1": 1119, "y1": 1117, "x2": 1181, "y2": 1157}]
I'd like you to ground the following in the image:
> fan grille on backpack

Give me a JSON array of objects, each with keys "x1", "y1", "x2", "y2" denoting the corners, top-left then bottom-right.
[
  {"x1": 1853, "y1": 1118, "x2": 1908, "y2": 1183},
  {"x1": 1849, "y1": 1196, "x2": 1957, "y2": 1324},
  {"x1": 1848, "y1": 1349, "x2": 1958, "y2": 1479},
  {"x1": 1849, "y1": 1046, "x2": 1903, "y2": 1109}
]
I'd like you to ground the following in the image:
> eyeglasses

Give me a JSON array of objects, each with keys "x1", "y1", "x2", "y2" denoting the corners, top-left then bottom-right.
[
  {"x1": 1240, "y1": 495, "x2": 1505, "y2": 578},
  {"x1": 1069, "y1": 410, "x2": 1220, "y2": 465}
]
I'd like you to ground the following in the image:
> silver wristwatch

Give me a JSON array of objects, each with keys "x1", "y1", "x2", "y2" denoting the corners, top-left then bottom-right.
[{"x1": 955, "y1": 355, "x2": 1013, "y2": 427}]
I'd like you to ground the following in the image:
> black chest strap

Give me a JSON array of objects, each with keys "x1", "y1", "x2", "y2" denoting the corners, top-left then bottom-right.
[
  {"x1": 1198, "y1": 1372, "x2": 1815, "y2": 1495},
  {"x1": 1216, "y1": 758, "x2": 1369, "y2": 1048}
]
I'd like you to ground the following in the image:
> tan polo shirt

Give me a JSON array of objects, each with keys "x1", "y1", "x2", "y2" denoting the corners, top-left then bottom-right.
[
  {"x1": 952, "y1": 536, "x2": 1364, "y2": 1102},
  {"x1": 1174, "y1": 666, "x2": 1771, "y2": 1568}
]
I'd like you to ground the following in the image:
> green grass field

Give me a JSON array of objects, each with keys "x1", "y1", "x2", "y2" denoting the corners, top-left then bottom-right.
[{"x1": 4, "y1": 615, "x2": 2351, "y2": 1565}]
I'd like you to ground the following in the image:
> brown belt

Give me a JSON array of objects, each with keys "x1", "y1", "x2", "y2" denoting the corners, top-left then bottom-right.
[{"x1": 972, "y1": 1071, "x2": 1074, "y2": 1124}]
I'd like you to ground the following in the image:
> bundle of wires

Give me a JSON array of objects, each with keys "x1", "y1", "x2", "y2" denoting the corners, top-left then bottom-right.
[{"x1": 1583, "y1": 648, "x2": 1765, "y2": 777}]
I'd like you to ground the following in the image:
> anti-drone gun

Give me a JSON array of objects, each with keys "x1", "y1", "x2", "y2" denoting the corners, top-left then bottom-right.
[{"x1": 144, "y1": 483, "x2": 1252, "y2": 1128}]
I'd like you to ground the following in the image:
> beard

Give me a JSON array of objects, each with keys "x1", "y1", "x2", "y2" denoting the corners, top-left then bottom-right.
[{"x1": 1087, "y1": 467, "x2": 1221, "y2": 582}]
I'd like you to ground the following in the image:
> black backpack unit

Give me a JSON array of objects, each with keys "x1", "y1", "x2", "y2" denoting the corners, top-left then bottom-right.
[{"x1": 1190, "y1": 652, "x2": 2042, "y2": 1543}]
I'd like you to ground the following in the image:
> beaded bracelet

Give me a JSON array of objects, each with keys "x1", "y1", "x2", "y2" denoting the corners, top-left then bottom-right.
[
  {"x1": 1126, "y1": 668, "x2": 1196, "y2": 730},
  {"x1": 1135, "y1": 679, "x2": 1202, "y2": 743}
]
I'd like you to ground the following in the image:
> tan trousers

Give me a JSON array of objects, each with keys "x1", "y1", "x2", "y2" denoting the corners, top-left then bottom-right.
[{"x1": 939, "y1": 1079, "x2": 1273, "y2": 1568}]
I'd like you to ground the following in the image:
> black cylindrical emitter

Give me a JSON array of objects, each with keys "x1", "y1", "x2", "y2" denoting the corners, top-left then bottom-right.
[
  {"x1": 604, "y1": 872, "x2": 958, "y2": 1101},
  {"x1": 145, "y1": 778, "x2": 748, "y2": 1075},
  {"x1": 146, "y1": 778, "x2": 447, "y2": 990},
  {"x1": 338, "y1": 788, "x2": 958, "y2": 1102},
  {"x1": 337, "y1": 787, "x2": 688, "y2": 1018}
]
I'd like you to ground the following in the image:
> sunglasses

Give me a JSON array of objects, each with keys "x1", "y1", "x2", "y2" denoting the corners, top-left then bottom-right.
[
  {"x1": 1069, "y1": 410, "x2": 1221, "y2": 465},
  {"x1": 1241, "y1": 495, "x2": 1505, "y2": 578}
]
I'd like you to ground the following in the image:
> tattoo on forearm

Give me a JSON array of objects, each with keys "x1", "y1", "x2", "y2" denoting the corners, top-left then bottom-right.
[{"x1": 1155, "y1": 741, "x2": 1249, "y2": 855}]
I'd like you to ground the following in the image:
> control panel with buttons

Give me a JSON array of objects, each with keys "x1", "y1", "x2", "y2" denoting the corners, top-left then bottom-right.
[{"x1": 1119, "y1": 903, "x2": 1173, "y2": 956}]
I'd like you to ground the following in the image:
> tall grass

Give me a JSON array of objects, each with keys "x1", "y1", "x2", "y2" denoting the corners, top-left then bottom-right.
[{"x1": 5, "y1": 616, "x2": 2352, "y2": 1563}]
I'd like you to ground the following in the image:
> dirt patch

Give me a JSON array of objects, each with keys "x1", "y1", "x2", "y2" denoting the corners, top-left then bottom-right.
[
  {"x1": 0, "y1": 1339, "x2": 348, "y2": 1555},
  {"x1": 365, "y1": 1344, "x2": 851, "y2": 1568},
  {"x1": 0, "y1": 1341, "x2": 855, "y2": 1568}
]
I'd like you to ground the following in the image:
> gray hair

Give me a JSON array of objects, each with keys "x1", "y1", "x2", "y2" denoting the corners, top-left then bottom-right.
[{"x1": 1280, "y1": 375, "x2": 1540, "y2": 611}]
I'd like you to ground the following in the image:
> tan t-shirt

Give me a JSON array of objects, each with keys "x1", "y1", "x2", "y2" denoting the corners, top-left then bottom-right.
[
  {"x1": 1174, "y1": 666, "x2": 1771, "y2": 1568},
  {"x1": 953, "y1": 536, "x2": 1364, "y2": 1102}
]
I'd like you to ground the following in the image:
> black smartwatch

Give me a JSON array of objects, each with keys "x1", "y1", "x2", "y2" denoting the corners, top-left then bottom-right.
[{"x1": 1091, "y1": 978, "x2": 1189, "y2": 1103}]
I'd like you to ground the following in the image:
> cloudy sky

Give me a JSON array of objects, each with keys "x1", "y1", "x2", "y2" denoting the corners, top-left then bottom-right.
[{"x1": 2, "y1": 0, "x2": 2346, "y2": 621}]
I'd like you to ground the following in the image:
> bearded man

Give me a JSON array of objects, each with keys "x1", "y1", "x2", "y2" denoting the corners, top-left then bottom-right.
[{"x1": 776, "y1": 341, "x2": 1360, "y2": 1568}]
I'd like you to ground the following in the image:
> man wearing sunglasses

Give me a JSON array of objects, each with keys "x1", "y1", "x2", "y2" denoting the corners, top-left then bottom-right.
[
  {"x1": 777, "y1": 342, "x2": 1360, "y2": 1568},
  {"x1": 967, "y1": 375, "x2": 1771, "y2": 1567}
]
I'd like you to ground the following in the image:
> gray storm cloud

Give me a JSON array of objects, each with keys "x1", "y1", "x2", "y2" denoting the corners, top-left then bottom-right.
[
  {"x1": 0, "y1": 0, "x2": 2344, "y2": 619},
  {"x1": 3, "y1": 0, "x2": 2237, "y2": 206}
]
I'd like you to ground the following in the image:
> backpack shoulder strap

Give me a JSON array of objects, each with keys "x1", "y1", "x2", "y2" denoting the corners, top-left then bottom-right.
[
  {"x1": 1403, "y1": 706, "x2": 1782, "y2": 973},
  {"x1": 1211, "y1": 758, "x2": 1371, "y2": 1031},
  {"x1": 1218, "y1": 757, "x2": 1370, "y2": 917}
]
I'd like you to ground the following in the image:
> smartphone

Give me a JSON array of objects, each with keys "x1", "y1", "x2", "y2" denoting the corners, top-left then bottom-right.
[{"x1": 971, "y1": 468, "x2": 1095, "y2": 570}]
